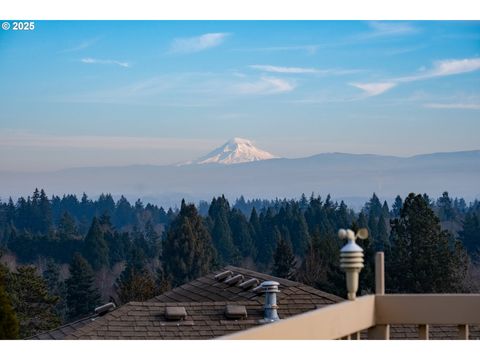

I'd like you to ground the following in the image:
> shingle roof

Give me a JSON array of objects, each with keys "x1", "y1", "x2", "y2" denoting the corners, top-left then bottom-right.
[
  {"x1": 152, "y1": 265, "x2": 343, "y2": 305},
  {"x1": 28, "y1": 315, "x2": 98, "y2": 340},
  {"x1": 27, "y1": 265, "x2": 480, "y2": 340},
  {"x1": 64, "y1": 266, "x2": 344, "y2": 340},
  {"x1": 65, "y1": 300, "x2": 327, "y2": 340}
]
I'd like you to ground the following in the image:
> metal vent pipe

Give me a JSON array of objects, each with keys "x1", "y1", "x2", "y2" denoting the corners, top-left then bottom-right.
[{"x1": 261, "y1": 281, "x2": 280, "y2": 322}]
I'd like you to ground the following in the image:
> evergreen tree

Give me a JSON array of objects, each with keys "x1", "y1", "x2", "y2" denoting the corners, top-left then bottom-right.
[
  {"x1": 208, "y1": 196, "x2": 239, "y2": 265},
  {"x1": 58, "y1": 211, "x2": 78, "y2": 238},
  {"x1": 272, "y1": 228, "x2": 296, "y2": 280},
  {"x1": 155, "y1": 266, "x2": 171, "y2": 295},
  {"x1": 437, "y1": 191, "x2": 455, "y2": 221},
  {"x1": 116, "y1": 248, "x2": 156, "y2": 304},
  {"x1": 297, "y1": 231, "x2": 344, "y2": 297},
  {"x1": 459, "y1": 213, "x2": 480, "y2": 255},
  {"x1": 66, "y1": 253, "x2": 100, "y2": 321},
  {"x1": 162, "y1": 200, "x2": 216, "y2": 287},
  {"x1": 5, "y1": 266, "x2": 60, "y2": 338},
  {"x1": 0, "y1": 265, "x2": 19, "y2": 339},
  {"x1": 83, "y1": 217, "x2": 109, "y2": 270},
  {"x1": 229, "y1": 208, "x2": 256, "y2": 259},
  {"x1": 255, "y1": 208, "x2": 277, "y2": 269},
  {"x1": 43, "y1": 259, "x2": 67, "y2": 321},
  {"x1": 388, "y1": 193, "x2": 468, "y2": 293},
  {"x1": 391, "y1": 195, "x2": 403, "y2": 218},
  {"x1": 376, "y1": 213, "x2": 389, "y2": 252}
]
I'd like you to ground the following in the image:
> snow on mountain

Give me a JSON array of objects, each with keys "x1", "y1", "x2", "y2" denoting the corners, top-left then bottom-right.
[{"x1": 190, "y1": 137, "x2": 277, "y2": 165}]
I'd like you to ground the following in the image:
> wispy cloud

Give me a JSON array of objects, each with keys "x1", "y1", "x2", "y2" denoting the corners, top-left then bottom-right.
[
  {"x1": 359, "y1": 22, "x2": 418, "y2": 39},
  {"x1": 60, "y1": 37, "x2": 101, "y2": 53},
  {"x1": 351, "y1": 57, "x2": 480, "y2": 97},
  {"x1": 234, "y1": 44, "x2": 321, "y2": 54},
  {"x1": 250, "y1": 65, "x2": 319, "y2": 74},
  {"x1": 349, "y1": 82, "x2": 397, "y2": 97},
  {"x1": 169, "y1": 33, "x2": 229, "y2": 54},
  {"x1": 233, "y1": 76, "x2": 295, "y2": 95},
  {"x1": 81, "y1": 58, "x2": 130, "y2": 68},
  {"x1": 424, "y1": 103, "x2": 480, "y2": 110},
  {"x1": 249, "y1": 64, "x2": 360, "y2": 75},
  {"x1": 394, "y1": 58, "x2": 480, "y2": 82}
]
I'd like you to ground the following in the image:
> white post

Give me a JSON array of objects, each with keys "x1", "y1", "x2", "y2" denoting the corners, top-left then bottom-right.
[{"x1": 368, "y1": 252, "x2": 390, "y2": 340}]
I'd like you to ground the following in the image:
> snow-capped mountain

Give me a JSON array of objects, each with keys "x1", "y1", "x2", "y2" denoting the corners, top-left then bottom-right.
[{"x1": 190, "y1": 137, "x2": 277, "y2": 165}]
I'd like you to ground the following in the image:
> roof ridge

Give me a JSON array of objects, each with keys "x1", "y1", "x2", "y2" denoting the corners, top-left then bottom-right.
[{"x1": 224, "y1": 265, "x2": 335, "y2": 293}]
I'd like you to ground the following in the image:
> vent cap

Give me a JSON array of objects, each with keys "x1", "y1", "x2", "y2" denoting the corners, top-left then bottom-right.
[
  {"x1": 94, "y1": 302, "x2": 116, "y2": 316},
  {"x1": 224, "y1": 274, "x2": 244, "y2": 285},
  {"x1": 215, "y1": 270, "x2": 233, "y2": 281},
  {"x1": 224, "y1": 304, "x2": 247, "y2": 320},
  {"x1": 165, "y1": 306, "x2": 187, "y2": 321},
  {"x1": 238, "y1": 278, "x2": 259, "y2": 290}
]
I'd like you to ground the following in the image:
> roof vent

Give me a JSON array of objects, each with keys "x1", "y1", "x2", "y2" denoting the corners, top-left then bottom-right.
[
  {"x1": 165, "y1": 306, "x2": 187, "y2": 321},
  {"x1": 261, "y1": 281, "x2": 280, "y2": 322},
  {"x1": 94, "y1": 302, "x2": 116, "y2": 316},
  {"x1": 238, "y1": 278, "x2": 259, "y2": 290},
  {"x1": 224, "y1": 274, "x2": 244, "y2": 285},
  {"x1": 215, "y1": 270, "x2": 233, "y2": 281},
  {"x1": 224, "y1": 304, "x2": 247, "y2": 320}
]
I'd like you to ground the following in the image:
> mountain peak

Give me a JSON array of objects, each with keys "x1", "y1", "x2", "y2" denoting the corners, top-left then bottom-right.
[{"x1": 191, "y1": 138, "x2": 277, "y2": 165}]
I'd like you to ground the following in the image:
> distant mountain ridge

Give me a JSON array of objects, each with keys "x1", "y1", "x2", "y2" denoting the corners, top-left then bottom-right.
[{"x1": 1, "y1": 149, "x2": 479, "y2": 208}]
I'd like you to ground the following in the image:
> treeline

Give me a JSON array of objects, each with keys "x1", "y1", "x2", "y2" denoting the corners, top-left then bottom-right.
[{"x1": 0, "y1": 189, "x2": 480, "y2": 339}]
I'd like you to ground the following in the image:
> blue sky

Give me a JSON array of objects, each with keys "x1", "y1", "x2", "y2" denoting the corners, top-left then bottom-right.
[{"x1": 0, "y1": 21, "x2": 479, "y2": 171}]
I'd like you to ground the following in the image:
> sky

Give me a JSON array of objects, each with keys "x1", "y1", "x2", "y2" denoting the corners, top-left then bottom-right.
[{"x1": 0, "y1": 21, "x2": 479, "y2": 171}]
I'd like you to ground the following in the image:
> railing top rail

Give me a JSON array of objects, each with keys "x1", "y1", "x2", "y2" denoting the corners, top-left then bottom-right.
[
  {"x1": 376, "y1": 294, "x2": 480, "y2": 325},
  {"x1": 221, "y1": 295, "x2": 375, "y2": 340}
]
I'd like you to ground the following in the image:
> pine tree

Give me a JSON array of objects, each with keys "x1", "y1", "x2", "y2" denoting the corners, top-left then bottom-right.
[
  {"x1": 66, "y1": 253, "x2": 100, "y2": 321},
  {"x1": 58, "y1": 211, "x2": 78, "y2": 238},
  {"x1": 43, "y1": 259, "x2": 67, "y2": 321},
  {"x1": 437, "y1": 191, "x2": 455, "y2": 221},
  {"x1": 116, "y1": 248, "x2": 156, "y2": 304},
  {"x1": 272, "y1": 228, "x2": 296, "y2": 280},
  {"x1": 5, "y1": 265, "x2": 60, "y2": 338},
  {"x1": 297, "y1": 231, "x2": 344, "y2": 297},
  {"x1": 376, "y1": 213, "x2": 389, "y2": 252},
  {"x1": 83, "y1": 217, "x2": 109, "y2": 270},
  {"x1": 229, "y1": 208, "x2": 256, "y2": 259},
  {"x1": 162, "y1": 200, "x2": 216, "y2": 287},
  {"x1": 388, "y1": 193, "x2": 468, "y2": 293},
  {"x1": 208, "y1": 196, "x2": 239, "y2": 265},
  {"x1": 155, "y1": 266, "x2": 171, "y2": 295},
  {"x1": 0, "y1": 265, "x2": 19, "y2": 339},
  {"x1": 391, "y1": 195, "x2": 403, "y2": 217},
  {"x1": 459, "y1": 213, "x2": 480, "y2": 255}
]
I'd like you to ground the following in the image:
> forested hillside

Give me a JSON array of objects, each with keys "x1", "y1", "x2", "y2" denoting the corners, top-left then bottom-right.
[{"x1": 0, "y1": 189, "x2": 479, "y2": 338}]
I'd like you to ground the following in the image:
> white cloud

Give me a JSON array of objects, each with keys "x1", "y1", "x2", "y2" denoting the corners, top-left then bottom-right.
[
  {"x1": 250, "y1": 65, "x2": 318, "y2": 74},
  {"x1": 424, "y1": 103, "x2": 480, "y2": 110},
  {"x1": 81, "y1": 58, "x2": 130, "y2": 68},
  {"x1": 351, "y1": 57, "x2": 480, "y2": 97},
  {"x1": 234, "y1": 76, "x2": 295, "y2": 95},
  {"x1": 361, "y1": 22, "x2": 418, "y2": 39},
  {"x1": 349, "y1": 82, "x2": 397, "y2": 97},
  {"x1": 395, "y1": 58, "x2": 480, "y2": 82},
  {"x1": 250, "y1": 64, "x2": 362, "y2": 76},
  {"x1": 169, "y1": 33, "x2": 229, "y2": 54},
  {"x1": 233, "y1": 44, "x2": 321, "y2": 54},
  {"x1": 60, "y1": 37, "x2": 101, "y2": 53}
]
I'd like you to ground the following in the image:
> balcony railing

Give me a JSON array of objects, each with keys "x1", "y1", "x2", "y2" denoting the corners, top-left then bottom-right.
[{"x1": 222, "y1": 252, "x2": 480, "y2": 340}]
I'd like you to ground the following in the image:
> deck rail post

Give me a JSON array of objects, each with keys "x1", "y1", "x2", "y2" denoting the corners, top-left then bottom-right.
[{"x1": 368, "y1": 252, "x2": 390, "y2": 340}]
